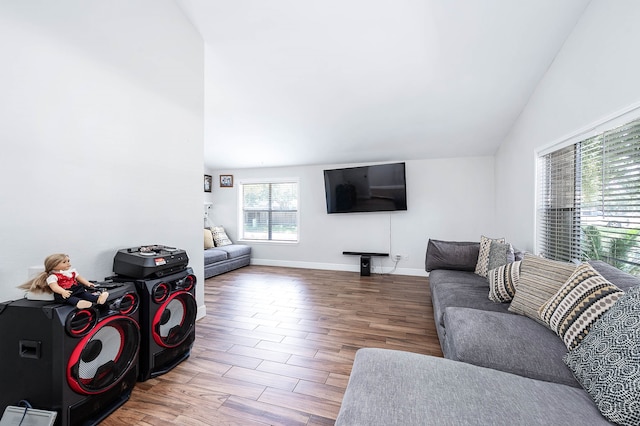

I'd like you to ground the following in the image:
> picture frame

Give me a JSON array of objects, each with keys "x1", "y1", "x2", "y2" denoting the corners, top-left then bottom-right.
[
  {"x1": 204, "y1": 175, "x2": 212, "y2": 192},
  {"x1": 220, "y1": 174, "x2": 234, "y2": 188}
]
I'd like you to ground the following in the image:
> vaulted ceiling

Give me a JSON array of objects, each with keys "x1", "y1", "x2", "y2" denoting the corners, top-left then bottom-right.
[{"x1": 177, "y1": 0, "x2": 591, "y2": 169}]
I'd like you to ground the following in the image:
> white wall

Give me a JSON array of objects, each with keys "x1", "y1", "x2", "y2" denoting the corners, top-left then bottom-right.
[
  {"x1": 495, "y1": 0, "x2": 640, "y2": 252},
  {"x1": 208, "y1": 156, "x2": 497, "y2": 276},
  {"x1": 0, "y1": 1, "x2": 206, "y2": 315}
]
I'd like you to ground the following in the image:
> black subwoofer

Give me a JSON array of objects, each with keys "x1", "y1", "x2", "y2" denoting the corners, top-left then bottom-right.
[
  {"x1": 0, "y1": 283, "x2": 140, "y2": 426},
  {"x1": 116, "y1": 267, "x2": 196, "y2": 381}
]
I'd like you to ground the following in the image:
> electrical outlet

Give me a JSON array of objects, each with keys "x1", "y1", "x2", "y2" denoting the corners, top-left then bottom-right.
[{"x1": 392, "y1": 254, "x2": 409, "y2": 261}]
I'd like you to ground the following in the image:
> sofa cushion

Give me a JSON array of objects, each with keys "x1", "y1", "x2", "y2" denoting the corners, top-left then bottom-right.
[
  {"x1": 425, "y1": 239, "x2": 479, "y2": 272},
  {"x1": 204, "y1": 228, "x2": 214, "y2": 249},
  {"x1": 214, "y1": 244, "x2": 251, "y2": 260},
  {"x1": 539, "y1": 263, "x2": 623, "y2": 350},
  {"x1": 488, "y1": 260, "x2": 521, "y2": 303},
  {"x1": 475, "y1": 235, "x2": 505, "y2": 278},
  {"x1": 564, "y1": 286, "x2": 640, "y2": 426},
  {"x1": 211, "y1": 226, "x2": 233, "y2": 246},
  {"x1": 487, "y1": 240, "x2": 515, "y2": 272},
  {"x1": 443, "y1": 307, "x2": 579, "y2": 387},
  {"x1": 589, "y1": 260, "x2": 640, "y2": 291},
  {"x1": 508, "y1": 254, "x2": 577, "y2": 323},
  {"x1": 204, "y1": 248, "x2": 228, "y2": 265},
  {"x1": 335, "y1": 348, "x2": 610, "y2": 426},
  {"x1": 429, "y1": 270, "x2": 511, "y2": 329}
]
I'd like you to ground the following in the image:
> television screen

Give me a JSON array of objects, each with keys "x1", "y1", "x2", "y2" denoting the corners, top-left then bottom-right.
[{"x1": 323, "y1": 162, "x2": 407, "y2": 214}]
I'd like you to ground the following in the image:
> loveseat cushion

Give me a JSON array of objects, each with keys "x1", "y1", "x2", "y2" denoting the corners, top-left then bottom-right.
[
  {"x1": 210, "y1": 226, "x2": 233, "y2": 246},
  {"x1": 335, "y1": 348, "x2": 611, "y2": 426},
  {"x1": 214, "y1": 244, "x2": 251, "y2": 259},
  {"x1": 204, "y1": 228, "x2": 215, "y2": 249},
  {"x1": 204, "y1": 248, "x2": 228, "y2": 265},
  {"x1": 442, "y1": 307, "x2": 579, "y2": 387}
]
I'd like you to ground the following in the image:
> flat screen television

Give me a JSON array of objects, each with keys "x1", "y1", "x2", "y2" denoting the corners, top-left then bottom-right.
[{"x1": 323, "y1": 162, "x2": 407, "y2": 214}]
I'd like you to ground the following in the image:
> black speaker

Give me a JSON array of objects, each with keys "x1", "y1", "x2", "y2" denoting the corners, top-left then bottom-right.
[
  {"x1": 0, "y1": 283, "x2": 140, "y2": 426},
  {"x1": 360, "y1": 255, "x2": 371, "y2": 276},
  {"x1": 116, "y1": 267, "x2": 196, "y2": 381}
]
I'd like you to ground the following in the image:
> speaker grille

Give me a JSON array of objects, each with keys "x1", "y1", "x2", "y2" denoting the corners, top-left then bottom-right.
[
  {"x1": 152, "y1": 291, "x2": 197, "y2": 348},
  {"x1": 179, "y1": 274, "x2": 196, "y2": 292},
  {"x1": 66, "y1": 308, "x2": 98, "y2": 337},
  {"x1": 67, "y1": 315, "x2": 140, "y2": 395},
  {"x1": 152, "y1": 282, "x2": 170, "y2": 304},
  {"x1": 112, "y1": 291, "x2": 139, "y2": 316}
]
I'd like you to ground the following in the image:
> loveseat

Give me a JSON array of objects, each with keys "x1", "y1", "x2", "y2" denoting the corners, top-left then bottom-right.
[
  {"x1": 335, "y1": 238, "x2": 640, "y2": 425},
  {"x1": 204, "y1": 226, "x2": 251, "y2": 279}
]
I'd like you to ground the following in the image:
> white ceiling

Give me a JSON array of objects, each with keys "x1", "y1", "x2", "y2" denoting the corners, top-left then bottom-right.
[{"x1": 177, "y1": 0, "x2": 591, "y2": 170}]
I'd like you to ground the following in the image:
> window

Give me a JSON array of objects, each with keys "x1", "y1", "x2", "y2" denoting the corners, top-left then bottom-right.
[
  {"x1": 240, "y1": 180, "x2": 299, "y2": 242},
  {"x1": 537, "y1": 117, "x2": 640, "y2": 275}
]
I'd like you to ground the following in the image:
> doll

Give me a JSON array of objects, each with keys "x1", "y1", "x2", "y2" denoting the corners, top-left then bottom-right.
[{"x1": 19, "y1": 253, "x2": 108, "y2": 309}]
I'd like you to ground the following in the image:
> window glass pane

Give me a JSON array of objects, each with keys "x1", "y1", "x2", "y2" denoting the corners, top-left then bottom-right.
[
  {"x1": 243, "y1": 210, "x2": 269, "y2": 240},
  {"x1": 241, "y1": 181, "x2": 299, "y2": 242},
  {"x1": 271, "y1": 211, "x2": 297, "y2": 241},
  {"x1": 271, "y1": 183, "x2": 298, "y2": 211},
  {"x1": 243, "y1": 184, "x2": 270, "y2": 209}
]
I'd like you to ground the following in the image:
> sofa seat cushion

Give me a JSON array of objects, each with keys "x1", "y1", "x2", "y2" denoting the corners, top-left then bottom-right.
[
  {"x1": 335, "y1": 348, "x2": 611, "y2": 426},
  {"x1": 443, "y1": 307, "x2": 579, "y2": 387},
  {"x1": 429, "y1": 270, "x2": 510, "y2": 328},
  {"x1": 214, "y1": 244, "x2": 251, "y2": 259},
  {"x1": 204, "y1": 248, "x2": 228, "y2": 265}
]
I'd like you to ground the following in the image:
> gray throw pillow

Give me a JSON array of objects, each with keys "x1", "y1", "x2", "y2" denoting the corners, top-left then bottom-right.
[
  {"x1": 487, "y1": 240, "x2": 515, "y2": 272},
  {"x1": 564, "y1": 286, "x2": 640, "y2": 426}
]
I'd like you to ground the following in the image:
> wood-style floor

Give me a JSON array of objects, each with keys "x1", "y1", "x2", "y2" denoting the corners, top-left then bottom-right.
[{"x1": 101, "y1": 266, "x2": 442, "y2": 425}]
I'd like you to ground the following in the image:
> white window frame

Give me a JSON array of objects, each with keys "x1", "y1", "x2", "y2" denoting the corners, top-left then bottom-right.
[
  {"x1": 237, "y1": 177, "x2": 300, "y2": 244},
  {"x1": 535, "y1": 105, "x2": 640, "y2": 274}
]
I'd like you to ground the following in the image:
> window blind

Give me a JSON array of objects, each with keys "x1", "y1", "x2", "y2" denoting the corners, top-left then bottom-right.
[{"x1": 537, "y1": 117, "x2": 640, "y2": 274}]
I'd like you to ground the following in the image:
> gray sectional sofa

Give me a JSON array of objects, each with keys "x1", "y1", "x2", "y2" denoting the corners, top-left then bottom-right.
[
  {"x1": 336, "y1": 239, "x2": 640, "y2": 425},
  {"x1": 204, "y1": 244, "x2": 251, "y2": 278}
]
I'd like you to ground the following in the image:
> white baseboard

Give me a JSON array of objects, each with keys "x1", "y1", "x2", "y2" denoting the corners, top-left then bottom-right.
[
  {"x1": 250, "y1": 258, "x2": 428, "y2": 277},
  {"x1": 196, "y1": 304, "x2": 207, "y2": 321}
]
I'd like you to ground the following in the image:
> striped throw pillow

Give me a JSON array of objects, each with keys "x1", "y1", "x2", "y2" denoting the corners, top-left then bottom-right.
[
  {"x1": 488, "y1": 261, "x2": 521, "y2": 303},
  {"x1": 508, "y1": 254, "x2": 577, "y2": 323},
  {"x1": 539, "y1": 262, "x2": 623, "y2": 350}
]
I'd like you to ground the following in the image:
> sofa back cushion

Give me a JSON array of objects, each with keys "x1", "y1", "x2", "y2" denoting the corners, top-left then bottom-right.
[
  {"x1": 588, "y1": 260, "x2": 640, "y2": 291},
  {"x1": 425, "y1": 240, "x2": 479, "y2": 272}
]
